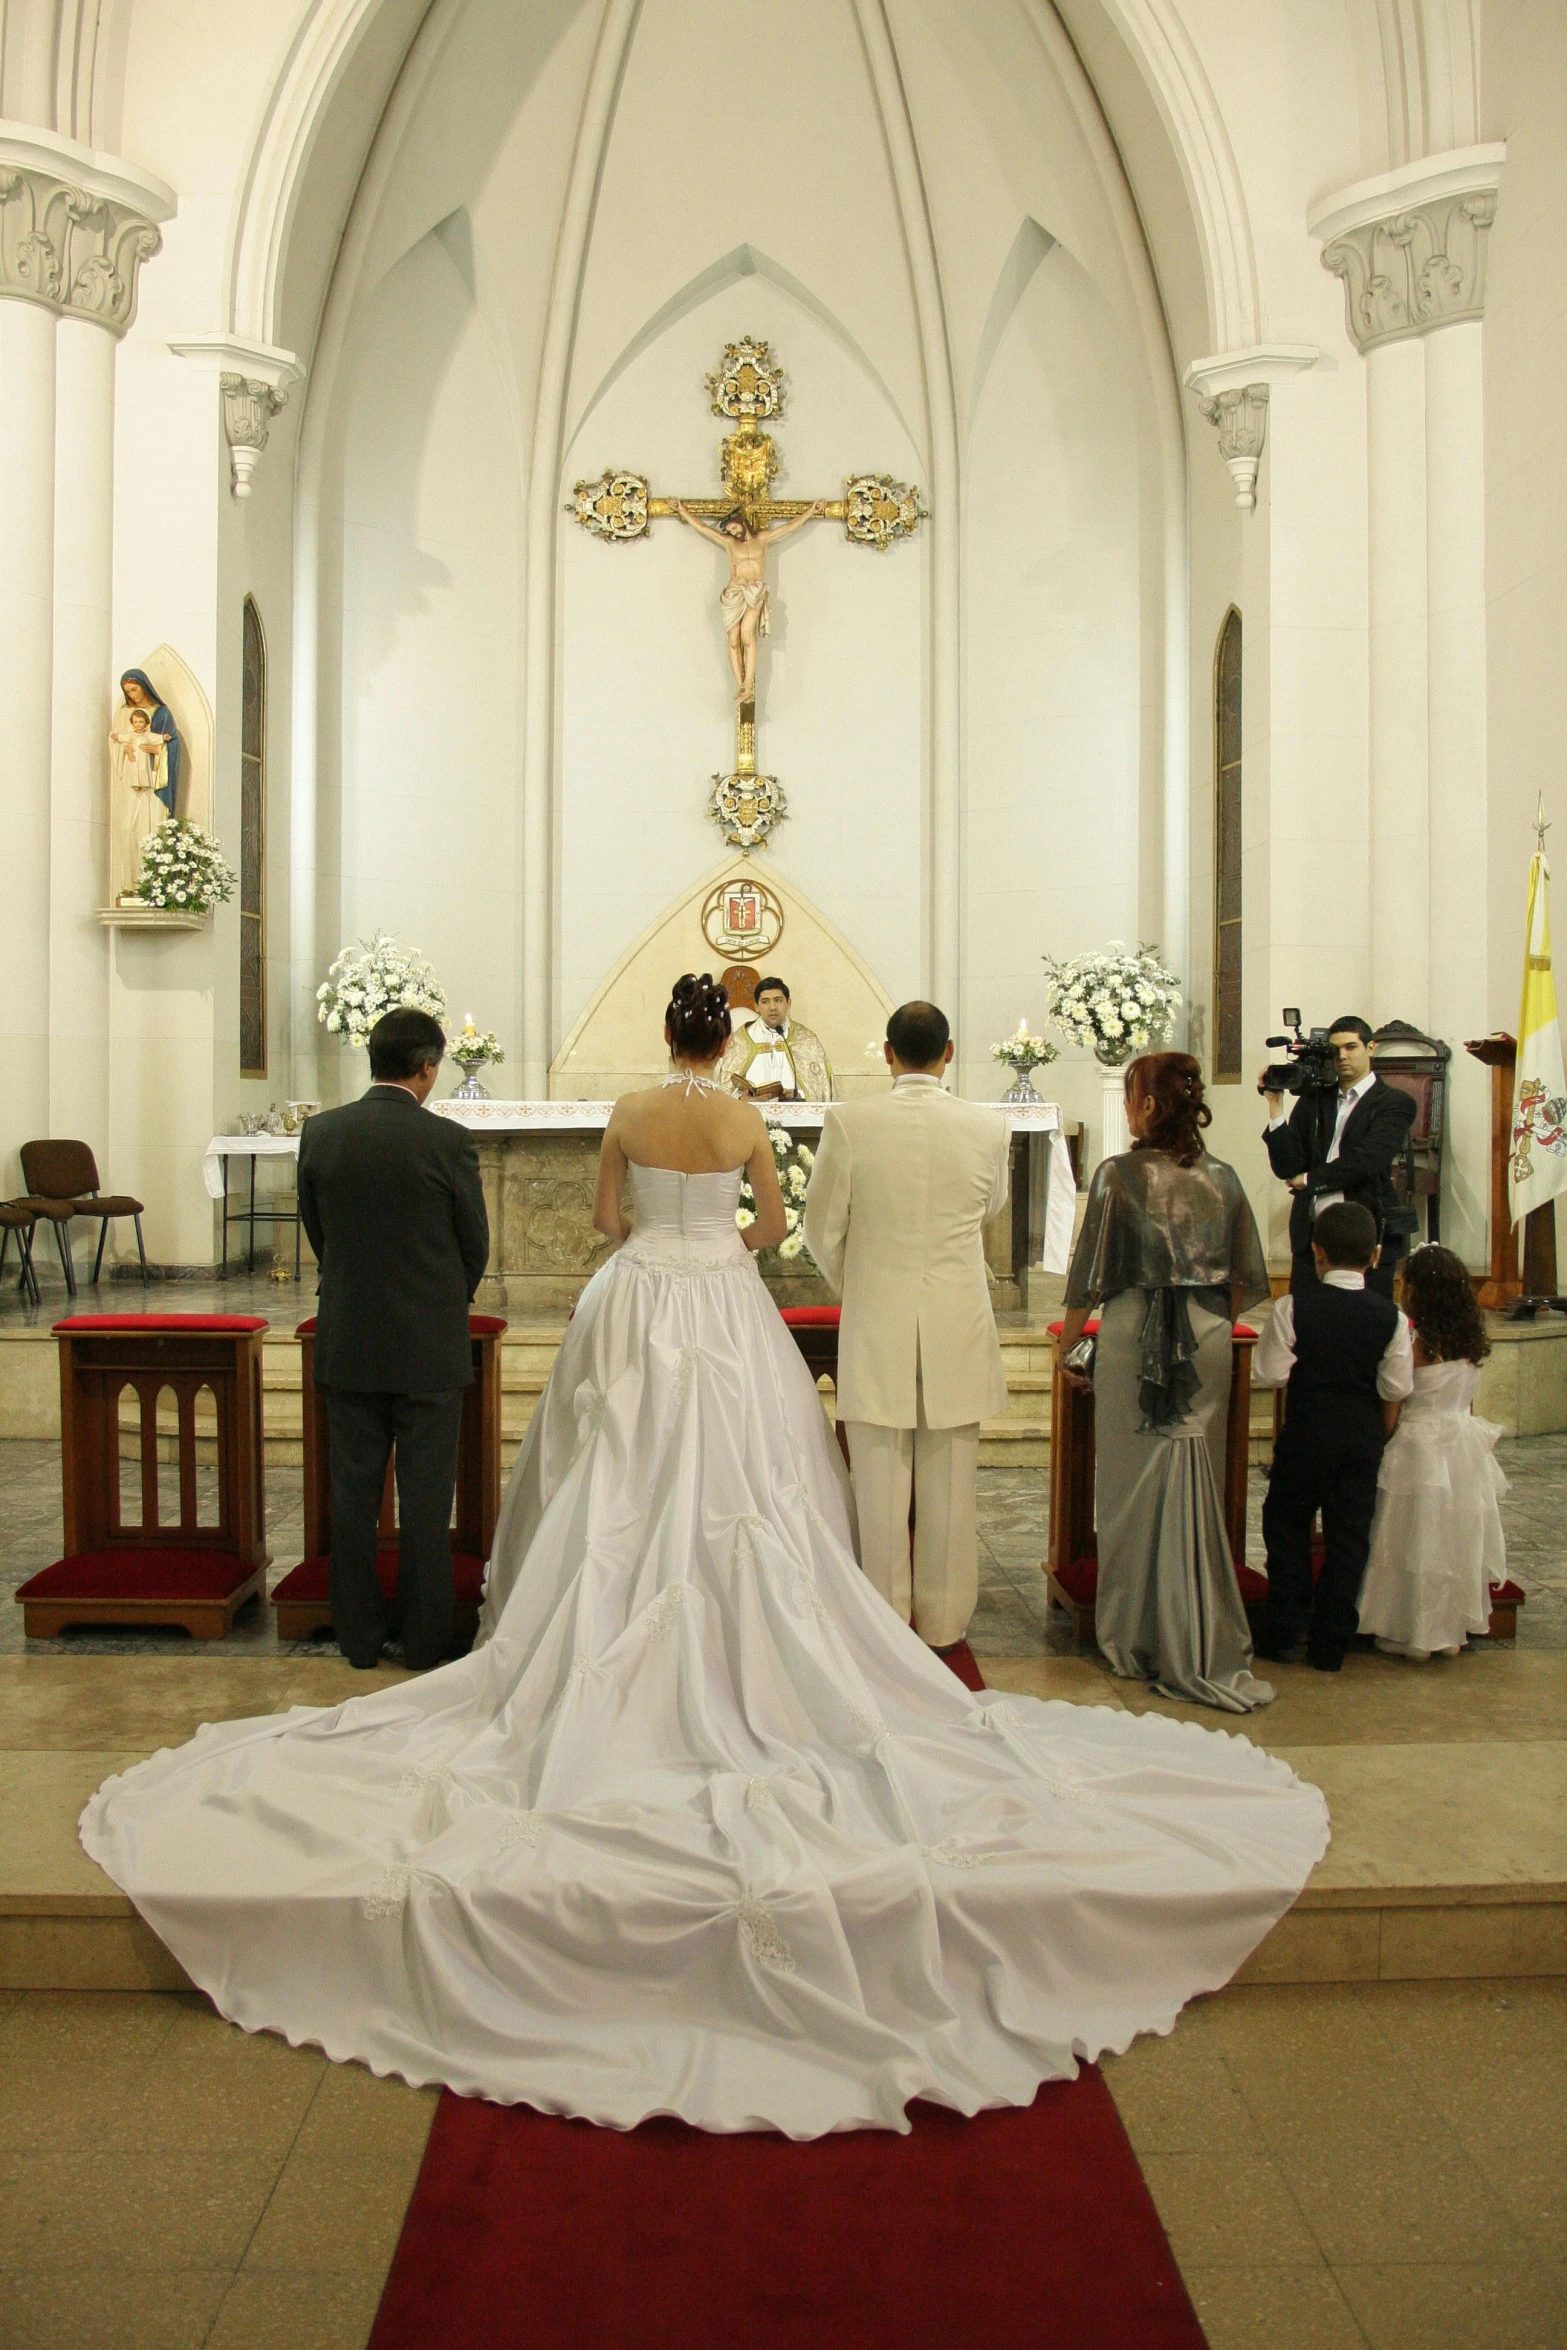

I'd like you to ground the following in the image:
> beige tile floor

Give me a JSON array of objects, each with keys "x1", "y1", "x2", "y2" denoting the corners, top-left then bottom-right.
[{"x1": 0, "y1": 1979, "x2": 1561, "y2": 2350}]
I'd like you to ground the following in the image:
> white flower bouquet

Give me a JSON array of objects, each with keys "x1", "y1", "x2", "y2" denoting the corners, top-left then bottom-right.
[
  {"x1": 1043, "y1": 942, "x2": 1181, "y2": 1066},
  {"x1": 129, "y1": 820, "x2": 238, "y2": 915},
  {"x1": 450, "y1": 1021, "x2": 505, "y2": 1072},
  {"x1": 737, "y1": 1126, "x2": 814, "y2": 1261},
  {"x1": 316, "y1": 932, "x2": 447, "y2": 1048},
  {"x1": 449, "y1": 1016, "x2": 504, "y2": 1101},
  {"x1": 990, "y1": 1018, "x2": 1058, "y2": 1105}
]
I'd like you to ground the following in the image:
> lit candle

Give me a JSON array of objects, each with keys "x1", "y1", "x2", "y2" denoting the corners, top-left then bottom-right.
[{"x1": 1016, "y1": 1016, "x2": 1028, "y2": 1038}]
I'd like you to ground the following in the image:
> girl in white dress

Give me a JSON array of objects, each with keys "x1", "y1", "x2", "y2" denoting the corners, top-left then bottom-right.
[
  {"x1": 81, "y1": 977, "x2": 1329, "y2": 2139},
  {"x1": 1359, "y1": 1245, "x2": 1509, "y2": 1661}
]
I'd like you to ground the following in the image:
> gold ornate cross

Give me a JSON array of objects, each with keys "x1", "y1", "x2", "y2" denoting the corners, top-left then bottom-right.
[{"x1": 568, "y1": 339, "x2": 924, "y2": 848}]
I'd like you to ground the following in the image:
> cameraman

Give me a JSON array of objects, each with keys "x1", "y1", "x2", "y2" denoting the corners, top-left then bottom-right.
[{"x1": 1259, "y1": 1016, "x2": 1415, "y2": 1301}]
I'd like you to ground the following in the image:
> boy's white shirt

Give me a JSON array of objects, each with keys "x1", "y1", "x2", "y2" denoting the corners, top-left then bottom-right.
[{"x1": 1253, "y1": 1269, "x2": 1414, "y2": 1400}]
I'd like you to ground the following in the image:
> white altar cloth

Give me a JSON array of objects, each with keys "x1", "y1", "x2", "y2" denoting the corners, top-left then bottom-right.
[
  {"x1": 202, "y1": 1131, "x2": 300, "y2": 1201},
  {"x1": 431, "y1": 1096, "x2": 1077, "y2": 1275}
]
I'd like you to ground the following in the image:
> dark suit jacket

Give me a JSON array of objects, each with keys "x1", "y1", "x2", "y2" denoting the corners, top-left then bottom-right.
[
  {"x1": 1263, "y1": 1076, "x2": 1417, "y2": 1260},
  {"x1": 298, "y1": 1086, "x2": 490, "y2": 1391}
]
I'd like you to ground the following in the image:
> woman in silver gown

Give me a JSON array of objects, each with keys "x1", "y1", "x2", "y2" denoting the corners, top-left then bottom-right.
[{"x1": 1060, "y1": 1052, "x2": 1274, "y2": 1712}]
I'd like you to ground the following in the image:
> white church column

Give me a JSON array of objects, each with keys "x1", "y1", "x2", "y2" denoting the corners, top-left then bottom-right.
[
  {"x1": 1365, "y1": 334, "x2": 1430, "y2": 1024},
  {"x1": 0, "y1": 288, "x2": 56, "y2": 1186},
  {"x1": 1312, "y1": 146, "x2": 1504, "y2": 1264},
  {"x1": 852, "y1": 0, "x2": 962, "y2": 1042},
  {"x1": 50, "y1": 312, "x2": 117, "y2": 1149},
  {"x1": 0, "y1": 129, "x2": 172, "y2": 1196}
]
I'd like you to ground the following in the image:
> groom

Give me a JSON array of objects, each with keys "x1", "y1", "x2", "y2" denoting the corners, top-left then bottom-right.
[
  {"x1": 298, "y1": 1007, "x2": 490, "y2": 1669},
  {"x1": 803, "y1": 1002, "x2": 1009, "y2": 1650}
]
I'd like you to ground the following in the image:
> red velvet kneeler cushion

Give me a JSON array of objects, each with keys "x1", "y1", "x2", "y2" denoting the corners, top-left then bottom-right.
[
  {"x1": 1052, "y1": 1554, "x2": 1098, "y2": 1606},
  {"x1": 17, "y1": 1550, "x2": 260, "y2": 1601},
  {"x1": 780, "y1": 1306, "x2": 841, "y2": 1327},
  {"x1": 54, "y1": 1315, "x2": 269, "y2": 1335},
  {"x1": 271, "y1": 1548, "x2": 487, "y2": 1606},
  {"x1": 1490, "y1": 1579, "x2": 1525, "y2": 1606}
]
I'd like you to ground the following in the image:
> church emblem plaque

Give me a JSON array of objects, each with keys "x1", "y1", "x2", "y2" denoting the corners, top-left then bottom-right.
[{"x1": 701, "y1": 876, "x2": 784, "y2": 962}]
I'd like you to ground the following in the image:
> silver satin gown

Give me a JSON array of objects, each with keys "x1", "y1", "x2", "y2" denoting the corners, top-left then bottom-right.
[{"x1": 1064, "y1": 1149, "x2": 1275, "y2": 1712}]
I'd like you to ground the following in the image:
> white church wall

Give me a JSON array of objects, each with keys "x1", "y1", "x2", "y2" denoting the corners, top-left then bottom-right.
[
  {"x1": 337, "y1": 218, "x2": 523, "y2": 1070},
  {"x1": 962, "y1": 243, "x2": 1143, "y2": 1147},
  {"x1": 1484, "y1": 1, "x2": 1567, "y2": 1266}
]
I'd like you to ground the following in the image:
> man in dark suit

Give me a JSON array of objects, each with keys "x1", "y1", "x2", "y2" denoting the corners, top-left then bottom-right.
[
  {"x1": 1260, "y1": 1015, "x2": 1416, "y2": 1301},
  {"x1": 298, "y1": 1008, "x2": 490, "y2": 1669}
]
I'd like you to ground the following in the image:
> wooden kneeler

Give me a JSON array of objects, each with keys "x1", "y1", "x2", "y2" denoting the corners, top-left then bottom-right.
[
  {"x1": 780, "y1": 1304, "x2": 852, "y2": 1469},
  {"x1": 270, "y1": 1315, "x2": 507, "y2": 1647},
  {"x1": 1045, "y1": 1318, "x2": 1263, "y2": 1647},
  {"x1": 16, "y1": 1315, "x2": 269, "y2": 1638}
]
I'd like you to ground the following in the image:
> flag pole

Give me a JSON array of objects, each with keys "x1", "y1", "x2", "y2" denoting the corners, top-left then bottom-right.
[{"x1": 1509, "y1": 796, "x2": 1565, "y2": 1309}]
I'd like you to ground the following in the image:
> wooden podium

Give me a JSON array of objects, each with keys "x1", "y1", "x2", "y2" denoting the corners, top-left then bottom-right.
[
  {"x1": 1465, "y1": 1033, "x2": 1557, "y2": 1307},
  {"x1": 1045, "y1": 1319, "x2": 1264, "y2": 1646},
  {"x1": 16, "y1": 1315, "x2": 269, "y2": 1639},
  {"x1": 271, "y1": 1315, "x2": 506, "y2": 1644}
]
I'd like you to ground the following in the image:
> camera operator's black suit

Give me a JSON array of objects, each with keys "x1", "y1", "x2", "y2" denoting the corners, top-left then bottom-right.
[{"x1": 1263, "y1": 1077, "x2": 1416, "y2": 1300}]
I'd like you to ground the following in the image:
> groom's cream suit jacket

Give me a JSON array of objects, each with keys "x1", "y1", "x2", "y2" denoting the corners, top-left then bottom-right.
[{"x1": 803, "y1": 1077, "x2": 1010, "y2": 1429}]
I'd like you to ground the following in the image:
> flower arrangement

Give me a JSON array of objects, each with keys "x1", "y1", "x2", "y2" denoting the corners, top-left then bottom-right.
[
  {"x1": 128, "y1": 819, "x2": 238, "y2": 915},
  {"x1": 449, "y1": 1015, "x2": 505, "y2": 1101},
  {"x1": 1043, "y1": 942, "x2": 1181, "y2": 1066},
  {"x1": 316, "y1": 931, "x2": 447, "y2": 1048},
  {"x1": 990, "y1": 1017, "x2": 1058, "y2": 1103},
  {"x1": 737, "y1": 1124, "x2": 813, "y2": 1261}
]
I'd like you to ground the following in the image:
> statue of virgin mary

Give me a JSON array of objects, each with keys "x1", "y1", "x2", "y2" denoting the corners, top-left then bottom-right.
[{"x1": 110, "y1": 670, "x2": 182, "y2": 901}]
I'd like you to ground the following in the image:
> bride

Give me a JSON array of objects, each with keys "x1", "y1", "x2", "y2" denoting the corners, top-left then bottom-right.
[{"x1": 82, "y1": 975, "x2": 1328, "y2": 2139}]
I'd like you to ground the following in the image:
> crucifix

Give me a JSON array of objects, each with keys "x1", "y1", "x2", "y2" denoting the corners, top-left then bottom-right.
[{"x1": 568, "y1": 338, "x2": 925, "y2": 848}]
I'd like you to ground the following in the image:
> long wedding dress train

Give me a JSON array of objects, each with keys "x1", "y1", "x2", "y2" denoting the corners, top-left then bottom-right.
[{"x1": 81, "y1": 1167, "x2": 1329, "y2": 2138}]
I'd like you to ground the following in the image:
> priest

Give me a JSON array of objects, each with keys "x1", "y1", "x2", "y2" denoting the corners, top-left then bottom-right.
[{"x1": 721, "y1": 976, "x2": 833, "y2": 1101}]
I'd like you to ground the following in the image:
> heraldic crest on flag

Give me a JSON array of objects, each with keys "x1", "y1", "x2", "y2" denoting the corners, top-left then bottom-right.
[{"x1": 1509, "y1": 803, "x2": 1567, "y2": 1226}]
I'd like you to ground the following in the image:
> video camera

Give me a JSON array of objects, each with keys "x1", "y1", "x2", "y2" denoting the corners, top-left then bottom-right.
[{"x1": 1259, "y1": 1010, "x2": 1340, "y2": 1097}]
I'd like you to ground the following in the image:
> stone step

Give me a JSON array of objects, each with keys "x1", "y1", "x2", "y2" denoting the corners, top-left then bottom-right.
[{"x1": 8, "y1": 1656, "x2": 1564, "y2": 1994}]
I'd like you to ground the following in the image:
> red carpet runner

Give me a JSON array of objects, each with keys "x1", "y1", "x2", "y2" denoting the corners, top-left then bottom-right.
[{"x1": 369, "y1": 1642, "x2": 1206, "y2": 2350}]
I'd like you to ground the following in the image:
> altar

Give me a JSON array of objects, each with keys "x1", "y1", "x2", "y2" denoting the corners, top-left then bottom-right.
[{"x1": 431, "y1": 1098, "x2": 1076, "y2": 1314}]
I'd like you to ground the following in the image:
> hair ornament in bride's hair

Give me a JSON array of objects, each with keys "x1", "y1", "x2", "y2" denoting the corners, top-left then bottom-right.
[{"x1": 665, "y1": 971, "x2": 733, "y2": 1061}]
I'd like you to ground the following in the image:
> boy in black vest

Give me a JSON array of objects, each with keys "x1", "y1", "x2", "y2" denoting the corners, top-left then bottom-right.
[{"x1": 1253, "y1": 1201, "x2": 1414, "y2": 1671}]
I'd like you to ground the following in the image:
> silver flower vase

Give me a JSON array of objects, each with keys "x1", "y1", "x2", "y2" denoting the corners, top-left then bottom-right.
[
  {"x1": 1001, "y1": 1068, "x2": 1042, "y2": 1105},
  {"x1": 451, "y1": 1062, "x2": 492, "y2": 1102}
]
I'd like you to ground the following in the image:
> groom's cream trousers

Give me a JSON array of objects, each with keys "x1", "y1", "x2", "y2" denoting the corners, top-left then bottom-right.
[
  {"x1": 845, "y1": 1370, "x2": 980, "y2": 1648},
  {"x1": 803, "y1": 1077, "x2": 1009, "y2": 1649}
]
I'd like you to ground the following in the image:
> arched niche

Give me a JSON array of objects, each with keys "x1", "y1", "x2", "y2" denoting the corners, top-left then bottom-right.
[
  {"x1": 138, "y1": 646, "x2": 215, "y2": 829},
  {"x1": 551, "y1": 855, "x2": 895, "y2": 1101}
]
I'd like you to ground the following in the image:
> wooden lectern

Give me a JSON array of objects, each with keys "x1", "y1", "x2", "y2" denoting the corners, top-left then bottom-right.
[{"x1": 1465, "y1": 1034, "x2": 1557, "y2": 1307}]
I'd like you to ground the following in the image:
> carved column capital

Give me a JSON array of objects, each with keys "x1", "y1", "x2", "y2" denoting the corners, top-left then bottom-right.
[
  {"x1": 0, "y1": 127, "x2": 174, "y2": 335},
  {"x1": 1198, "y1": 386, "x2": 1268, "y2": 511},
  {"x1": 169, "y1": 335, "x2": 303, "y2": 499},
  {"x1": 219, "y1": 374, "x2": 287, "y2": 498},
  {"x1": 1184, "y1": 346, "x2": 1319, "y2": 512},
  {"x1": 1310, "y1": 146, "x2": 1504, "y2": 354}
]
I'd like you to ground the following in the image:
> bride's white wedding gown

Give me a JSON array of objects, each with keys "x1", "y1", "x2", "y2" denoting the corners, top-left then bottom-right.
[{"x1": 82, "y1": 1166, "x2": 1328, "y2": 2138}]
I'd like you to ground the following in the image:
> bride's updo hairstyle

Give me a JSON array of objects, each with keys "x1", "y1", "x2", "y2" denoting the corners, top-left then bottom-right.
[
  {"x1": 665, "y1": 972, "x2": 732, "y2": 1062},
  {"x1": 1126, "y1": 1051, "x2": 1211, "y2": 1167}
]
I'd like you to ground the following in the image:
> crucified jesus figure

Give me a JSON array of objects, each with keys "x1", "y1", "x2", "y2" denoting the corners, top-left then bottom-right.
[{"x1": 673, "y1": 499, "x2": 825, "y2": 704}]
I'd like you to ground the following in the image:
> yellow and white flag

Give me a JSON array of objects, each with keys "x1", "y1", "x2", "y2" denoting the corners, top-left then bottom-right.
[{"x1": 1509, "y1": 847, "x2": 1567, "y2": 1225}]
